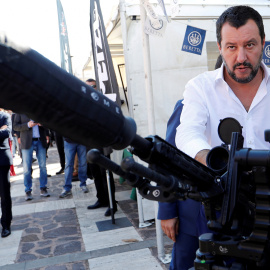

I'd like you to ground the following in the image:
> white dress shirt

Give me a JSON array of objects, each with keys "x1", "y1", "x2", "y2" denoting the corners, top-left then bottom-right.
[{"x1": 176, "y1": 62, "x2": 270, "y2": 158}]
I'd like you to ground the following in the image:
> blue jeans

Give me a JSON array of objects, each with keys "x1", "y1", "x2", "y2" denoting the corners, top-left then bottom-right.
[
  {"x1": 22, "y1": 140, "x2": 47, "y2": 192},
  {"x1": 12, "y1": 136, "x2": 18, "y2": 156},
  {"x1": 63, "y1": 141, "x2": 87, "y2": 191}
]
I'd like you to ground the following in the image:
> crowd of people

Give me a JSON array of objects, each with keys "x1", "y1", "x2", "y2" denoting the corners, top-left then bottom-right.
[{"x1": 0, "y1": 4, "x2": 269, "y2": 270}]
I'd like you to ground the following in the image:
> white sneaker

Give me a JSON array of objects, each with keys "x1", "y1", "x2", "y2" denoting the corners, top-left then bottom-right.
[{"x1": 86, "y1": 178, "x2": 94, "y2": 185}]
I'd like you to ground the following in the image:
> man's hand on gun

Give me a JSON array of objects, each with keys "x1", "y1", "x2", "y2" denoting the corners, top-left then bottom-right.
[{"x1": 195, "y1": 149, "x2": 209, "y2": 166}]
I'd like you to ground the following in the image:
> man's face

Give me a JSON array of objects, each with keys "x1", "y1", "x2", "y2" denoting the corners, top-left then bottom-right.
[
  {"x1": 218, "y1": 19, "x2": 265, "y2": 84},
  {"x1": 86, "y1": 81, "x2": 96, "y2": 89}
]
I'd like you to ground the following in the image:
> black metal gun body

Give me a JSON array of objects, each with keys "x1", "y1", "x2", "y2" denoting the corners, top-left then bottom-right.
[
  {"x1": 88, "y1": 132, "x2": 270, "y2": 269},
  {"x1": 129, "y1": 135, "x2": 224, "y2": 201}
]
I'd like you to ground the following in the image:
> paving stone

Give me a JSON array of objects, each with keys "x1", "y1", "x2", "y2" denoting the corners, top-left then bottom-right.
[
  {"x1": 21, "y1": 234, "x2": 40, "y2": 242},
  {"x1": 38, "y1": 240, "x2": 53, "y2": 247},
  {"x1": 54, "y1": 210, "x2": 76, "y2": 222},
  {"x1": 13, "y1": 216, "x2": 31, "y2": 223},
  {"x1": 43, "y1": 227, "x2": 78, "y2": 239},
  {"x1": 34, "y1": 211, "x2": 55, "y2": 219},
  {"x1": 60, "y1": 219, "x2": 78, "y2": 226},
  {"x1": 72, "y1": 262, "x2": 86, "y2": 270},
  {"x1": 43, "y1": 223, "x2": 58, "y2": 231},
  {"x1": 32, "y1": 261, "x2": 89, "y2": 270},
  {"x1": 17, "y1": 253, "x2": 37, "y2": 262},
  {"x1": 13, "y1": 208, "x2": 85, "y2": 264},
  {"x1": 12, "y1": 223, "x2": 30, "y2": 230},
  {"x1": 44, "y1": 266, "x2": 67, "y2": 270},
  {"x1": 25, "y1": 227, "x2": 41, "y2": 233},
  {"x1": 38, "y1": 219, "x2": 53, "y2": 225},
  {"x1": 54, "y1": 241, "x2": 81, "y2": 256},
  {"x1": 150, "y1": 245, "x2": 173, "y2": 270},
  {"x1": 36, "y1": 247, "x2": 51, "y2": 256},
  {"x1": 21, "y1": 242, "x2": 35, "y2": 253},
  {"x1": 57, "y1": 236, "x2": 81, "y2": 242},
  {"x1": 88, "y1": 248, "x2": 163, "y2": 270}
]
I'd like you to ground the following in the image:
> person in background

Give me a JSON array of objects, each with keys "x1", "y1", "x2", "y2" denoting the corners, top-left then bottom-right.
[
  {"x1": 0, "y1": 109, "x2": 13, "y2": 238},
  {"x1": 13, "y1": 114, "x2": 50, "y2": 200},
  {"x1": 59, "y1": 137, "x2": 89, "y2": 198},
  {"x1": 54, "y1": 131, "x2": 65, "y2": 175},
  {"x1": 10, "y1": 111, "x2": 19, "y2": 158},
  {"x1": 86, "y1": 79, "x2": 117, "y2": 216},
  {"x1": 5, "y1": 110, "x2": 15, "y2": 176}
]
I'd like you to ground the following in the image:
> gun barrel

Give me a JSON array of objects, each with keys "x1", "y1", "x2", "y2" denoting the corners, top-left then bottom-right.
[
  {"x1": 132, "y1": 135, "x2": 219, "y2": 189},
  {"x1": 87, "y1": 149, "x2": 137, "y2": 182},
  {"x1": 0, "y1": 33, "x2": 137, "y2": 150},
  {"x1": 121, "y1": 156, "x2": 171, "y2": 187},
  {"x1": 235, "y1": 149, "x2": 270, "y2": 168}
]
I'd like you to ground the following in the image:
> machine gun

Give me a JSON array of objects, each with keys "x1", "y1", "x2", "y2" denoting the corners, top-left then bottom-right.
[
  {"x1": 88, "y1": 130, "x2": 270, "y2": 270},
  {"x1": 0, "y1": 34, "x2": 269, "y2": 269}
]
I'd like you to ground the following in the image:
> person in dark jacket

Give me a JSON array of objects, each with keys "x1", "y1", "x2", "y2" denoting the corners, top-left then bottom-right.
[
  {"x1": 0, "y1": 110, "x2": 13, "y2": 237},
  {"x1": 84, "y1": 79, "x2": 117, "y2": 217},
  {"x1": 13, "y1": 114, "x2": 50, "y2": 200}
]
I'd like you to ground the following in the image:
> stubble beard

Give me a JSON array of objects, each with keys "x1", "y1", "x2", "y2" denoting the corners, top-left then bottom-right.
[{"x1": 221, "y1": 51, "x2": 263, "y2": 84}]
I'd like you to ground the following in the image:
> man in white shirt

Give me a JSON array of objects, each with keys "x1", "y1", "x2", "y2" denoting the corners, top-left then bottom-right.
[
  {"x1": 161, "y1": 5, "x2": 269, "y2": 270},
  {"x1": 176, "y1": 6, "x2": 269, "y2": 162}
]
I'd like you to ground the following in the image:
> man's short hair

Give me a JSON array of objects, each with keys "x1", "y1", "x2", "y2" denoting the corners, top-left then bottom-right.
[
  {"x1": 86, "y1": 78, "x2": 96, "y2": 83},
  {"x1": 216, "y1": 5, "x2": 265, "y2": 46}
]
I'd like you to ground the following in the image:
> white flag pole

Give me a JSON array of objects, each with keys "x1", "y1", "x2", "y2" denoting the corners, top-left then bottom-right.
[
  {"x1": 119, "y1": 0, "x2": 149, "y2": 228},
  {"x1": 139, "y1": 0, "x2": 169, "y2": 264},
  {"x1": 140, "y1": 3, "x2": 156, "y2": 133},
  {"x1": 119, "y1": 0, "x2": 134, "y2": 118}
]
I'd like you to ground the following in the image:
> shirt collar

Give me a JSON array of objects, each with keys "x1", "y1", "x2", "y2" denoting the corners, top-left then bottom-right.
[
  {"x1": 261, "y1": 61, "x2": 270, "y2": 83},
  {"x1": 215, "y1": 63, "x2": 225, "y2": 82}
]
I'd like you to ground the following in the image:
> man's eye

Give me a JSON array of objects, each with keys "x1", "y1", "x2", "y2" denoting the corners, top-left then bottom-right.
[
  {"x1": 246, "y1": 43, "x2": 254, "y2": 48},
  {"x1": 228, "y1": 46, "x2": 235, "y2": 50}
]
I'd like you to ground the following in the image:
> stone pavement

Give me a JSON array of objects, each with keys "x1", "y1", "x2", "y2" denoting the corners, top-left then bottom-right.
[{"x1": 0, "y1": 144, "x2": 173, "y2": 270}]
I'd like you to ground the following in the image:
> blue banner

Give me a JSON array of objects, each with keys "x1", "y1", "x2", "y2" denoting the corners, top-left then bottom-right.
[
  {"x1": 182, "y1": 25, "x2": 206, "y2": 55},
  {"x1": 263, "y1": 41, "x2": 270, "y2": 66}
]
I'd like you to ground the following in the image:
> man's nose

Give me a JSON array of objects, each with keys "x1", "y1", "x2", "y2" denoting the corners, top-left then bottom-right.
[{"x1": 236, "y1": 47, "x2": 247, "y2": 64}]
